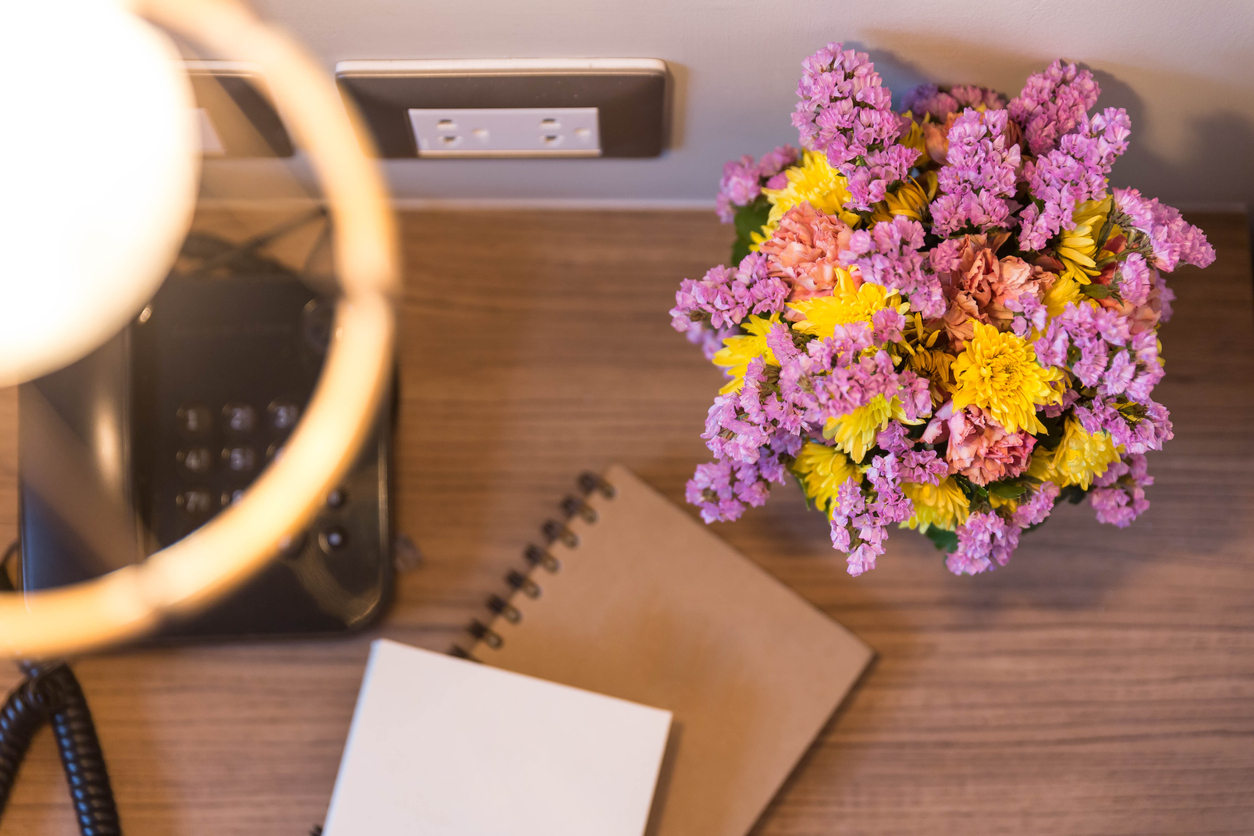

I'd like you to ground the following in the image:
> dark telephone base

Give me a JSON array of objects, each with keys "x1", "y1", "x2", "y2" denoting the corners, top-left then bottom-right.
[{"x1": 18, "y1": 225, "x2": 395, "y2": 641}]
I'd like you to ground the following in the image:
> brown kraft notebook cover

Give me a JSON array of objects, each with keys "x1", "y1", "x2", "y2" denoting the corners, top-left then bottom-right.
[{"x1": 467, "y1": 464, "x2": 873, "y2": 836}]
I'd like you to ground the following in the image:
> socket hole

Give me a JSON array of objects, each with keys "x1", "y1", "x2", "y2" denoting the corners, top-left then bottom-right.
[
  {"x1": 575, "y1": 127, "x2": 592, "y2": 140},
  {"x1": 543, "y1": 135, "x2": 562, "y2": 146},
  {"x1": 437, "y1": 119, "x2": 456, "y2": 130},
  {"x1": 472, "y1": 128, "x2": 490, "y2": 141},
  {"x1": 540, "y1": 119, "x2": 560, "y2": 130},
  {"x1": 440, "y1": 135, "x2": 461, "y2": 146}
]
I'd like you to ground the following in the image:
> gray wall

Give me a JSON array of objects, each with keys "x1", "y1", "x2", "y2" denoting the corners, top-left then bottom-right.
[{"x1": 203, "y1": 0, "x2": 1254, "y2": 210}]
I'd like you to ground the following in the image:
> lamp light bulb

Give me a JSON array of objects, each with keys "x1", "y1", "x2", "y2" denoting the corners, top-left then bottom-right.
[{"x1": 0, "y1": 0, "x2": 199, "y2": 385}]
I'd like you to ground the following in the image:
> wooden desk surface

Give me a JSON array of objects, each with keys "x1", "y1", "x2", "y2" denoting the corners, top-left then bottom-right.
[{"x1": 1, "y1": 210, "x2": 1251, "y2": 835}]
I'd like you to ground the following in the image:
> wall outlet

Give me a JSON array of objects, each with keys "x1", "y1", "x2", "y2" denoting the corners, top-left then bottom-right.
[
  {"x1": 335, "y1": 59, "x2": 667, "y2": 159},
  {"x1": 408, "y1": 107, "x2": 599, "y2": 158}
]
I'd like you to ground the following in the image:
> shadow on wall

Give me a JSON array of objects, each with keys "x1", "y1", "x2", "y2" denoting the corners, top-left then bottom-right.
[{"x1": 845, "y1": 32, "x2": 1254, "y2": 222}]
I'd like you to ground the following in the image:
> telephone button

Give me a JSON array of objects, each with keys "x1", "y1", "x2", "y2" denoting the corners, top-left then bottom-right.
[
  {"x1": 177, "y1": 446, "x2": 214, "y2": 476},
  {"x1": 176, "y1": 404, "x2": 212, "y2": 436},
  {"x1": 223, "y1": 445, "x2": 258, "y2": 474},
  {"x1": 268, "y1": 400, "x2": 300, "y2": 432},
  {"x1": 319, "y1": 526, "x2": 349, "y2": 552},
  {"x1": 222, "y1": 403, "x2": 258, "y2": 436},
  {"x1": 176, "y1": 489, "x2": 215, "y2": 520}
]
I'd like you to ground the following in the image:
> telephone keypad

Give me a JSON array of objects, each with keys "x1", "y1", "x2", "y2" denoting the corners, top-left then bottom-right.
[
  {"x1": 172, "y1": 402, "x2": 349, "y2": 551},
  {"x1": 121, "y1": 272, "x2": 390, "y2": 638}
]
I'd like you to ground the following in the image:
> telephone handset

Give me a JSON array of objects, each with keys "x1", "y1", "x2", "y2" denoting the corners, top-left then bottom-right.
[{"x1": 18, "y1": 228, "x2": 394, "y2": 640}]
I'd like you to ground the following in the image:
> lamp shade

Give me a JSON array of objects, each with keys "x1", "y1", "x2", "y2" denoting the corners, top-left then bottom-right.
[{"x1": 0, "y1": 0, "x2": 199, "y2": 386}]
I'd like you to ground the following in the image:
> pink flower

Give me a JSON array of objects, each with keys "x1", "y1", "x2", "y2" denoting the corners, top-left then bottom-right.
[
  {"x1": 1090, "y1": 253, "x2": 1169, "y2": 336},
  {"x1": 945, "y1": 405, "x2": 1035, "y2": 486},
  {"x1": 934, "y1": 234, "x2": 1055, "y2": 349},
  {"x1": 759, "y1": 203, "x2": 854, "y2": 304}
]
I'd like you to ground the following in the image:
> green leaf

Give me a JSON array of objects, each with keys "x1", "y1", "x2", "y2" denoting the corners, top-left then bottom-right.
[
  {"x1": 731, "y1": 197, "x2": 772, "y2": 264},
  {"x1": 1081, "y1": 283, "x2": 1114, "y2": 299},
  {"x1": 956, "y1": 476, "x2": 988, "y2": 502},
  {"x1": 924, "y1": 526, "x2": 959, "y2": 553},
  {"x1": 989, "y1": 480, "x2": 1031, "y2": 500}
]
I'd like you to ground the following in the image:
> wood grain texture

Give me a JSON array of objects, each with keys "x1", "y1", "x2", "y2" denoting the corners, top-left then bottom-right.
[{"x1": 0, "y1": 210, "x2": 1250, "y2": 835}]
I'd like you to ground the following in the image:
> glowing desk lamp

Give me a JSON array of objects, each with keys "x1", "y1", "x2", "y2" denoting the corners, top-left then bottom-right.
[{"x1": 0, "y1": 0, "x2": 397, "y2": 658}]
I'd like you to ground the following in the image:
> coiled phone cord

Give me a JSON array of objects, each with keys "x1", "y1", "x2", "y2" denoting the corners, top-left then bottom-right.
[{"x1": 0, "y1": 542, "x2": 122, "y2": 835}]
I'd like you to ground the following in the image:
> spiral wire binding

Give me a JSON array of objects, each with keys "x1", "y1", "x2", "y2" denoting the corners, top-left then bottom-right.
[{"x1": 449, "y1": 471, "x2": 615, "y2": 661}]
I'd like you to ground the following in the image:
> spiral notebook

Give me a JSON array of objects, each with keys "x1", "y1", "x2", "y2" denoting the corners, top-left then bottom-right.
[{"x1": 459, "y1": 464, "x2": 873, "y2": 836}]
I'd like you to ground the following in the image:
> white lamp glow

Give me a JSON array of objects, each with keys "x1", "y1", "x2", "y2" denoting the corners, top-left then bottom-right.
[{"x1": 0, "y1": 0, "x2": 199, "y2": 386}]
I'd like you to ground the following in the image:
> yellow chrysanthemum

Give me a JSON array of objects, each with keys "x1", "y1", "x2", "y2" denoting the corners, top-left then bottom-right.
[
  {"x1": 822, "y1": 395, "x2": 914, "y2": 463},
  {"x1": 870, "y1": 171, "x2": 938, "y2": 224},
  {"x1": 988, "y1": 493, "x2": 1018, "y2": 513},
  {"x1": 749, "y1": 150, "x2": 860, "y2": 249},
  {"x1": 789, "y1": 271, "x2": 902, "y2": 338},
  {"x1": 1042, "y1": 271, "x2": 1089, "y2": 320},
  {"x1": 791, "y1": 442, "x2": 861, "y2": 515},
  {"x1": 1030, "y1": 418, "x2": 1121, "y2": 490},
  {"x1": 951, "y1": 322, "x2": 1063, "y2": 435},
  {"x1": 1055, "y1": 197, "x2": 1121, "y2": 286},
  {"x1": 907, "y1": 347, "x2": 956, "y2": 405},
  {"x1": 901, "y1": 477, "x2": 971, "y2": 533},
  {"x1": 711, "y1": 314, "x2": 779, "y2": 394}
]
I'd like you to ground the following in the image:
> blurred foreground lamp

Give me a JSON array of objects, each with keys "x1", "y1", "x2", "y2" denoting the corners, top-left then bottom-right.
[{"x1": 0, "y1": 0, "x2": 397, "y2": 657}]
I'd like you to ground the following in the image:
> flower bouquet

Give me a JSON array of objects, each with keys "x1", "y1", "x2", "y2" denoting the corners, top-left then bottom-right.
[{"x1": 671, "y1": 44, "x2": 1215, "y2": 576}]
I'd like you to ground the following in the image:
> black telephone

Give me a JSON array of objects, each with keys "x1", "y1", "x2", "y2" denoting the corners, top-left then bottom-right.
[{"x1": 17, "y1": 222, "x2": 394, "y2": 640}]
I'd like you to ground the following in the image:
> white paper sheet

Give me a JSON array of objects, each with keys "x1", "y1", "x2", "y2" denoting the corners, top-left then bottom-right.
[{"x1": 323, "y1": 639, "x2": 672, "y2": 836}]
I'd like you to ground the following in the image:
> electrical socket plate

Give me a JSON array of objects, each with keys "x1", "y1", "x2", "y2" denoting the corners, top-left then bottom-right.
[
  {"x1": 335, "y1": 59, "x2": 668, "y2": 159},
  {"x1": 184, "y1": 60, "x2": 293, "y2": 158},
  {"x1": 408, "y1": 107, "x2": 600, "y2": 157}
]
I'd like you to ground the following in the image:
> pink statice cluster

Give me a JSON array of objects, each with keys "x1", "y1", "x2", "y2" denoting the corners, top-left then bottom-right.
[
  {"x1": 1088, "y1": 454, "x2": 1152, "y2": 527},
  {"x1": 672, "y1": 43, "x2": 1216, "y2": 577},
  {"x1": 670, "y1": 254, "x2": 789, "y2": 358},
  {"x1": 791, "y1": 45, "x2": 917, "y2": 209},
  {"x1": 903, "y1": 83, "x2": 1008, "y2": 122},
  {"x1": 1018, "y1": 107, "x2": 1131, "y2": 249},
  {"x1": 1113, "y1": 187, "x2": 1215, "y2": 271},
  {"x1": 1008, "y1": 59, "x2": 1102, "y2": 156},
  {"x1": 842, "y1": 215, "x2": 945, "y2": 317},
  {"x1": 931, "y1": 109, "x2": 1021, "y2": 235},
  {"x1": 715, "y1": 145, "x2": 799, "y2": 222}
]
